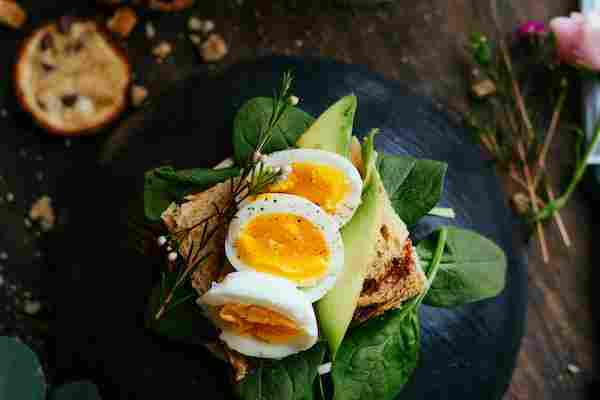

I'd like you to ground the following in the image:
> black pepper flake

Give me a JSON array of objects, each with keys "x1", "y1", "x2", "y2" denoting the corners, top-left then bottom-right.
[
  {"x1": 41, "y1": 62, "x2": 55, "y2": 73},
  {"x1": 61, "y1": 94, "x2": 78, "y2": 107},
  {"x1": 40, "y1": 33, "x2": 54, "y2": 51},
  {"x1": 65, "y1": 41, "x2": 84, "y2": 54}
]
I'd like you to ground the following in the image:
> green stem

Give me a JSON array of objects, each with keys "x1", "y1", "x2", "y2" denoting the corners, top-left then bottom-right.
[
  {"x1": 534, "y1": 118, "x2": 600, "y2": 222},
  {"x1": 428, "y1": 207, "x2": 456, "y2": 219},
  {"x1": 400, "y1": 227, "x2": 448, "y2": 318}
]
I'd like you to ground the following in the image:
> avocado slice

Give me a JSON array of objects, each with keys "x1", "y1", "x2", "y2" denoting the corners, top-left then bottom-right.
[
  {"x1": 296, "y1": 95, "x2": 357, "y2": 158},
  {"x1": 316, "y1": 170, "x2": 384, "y2": 358}
]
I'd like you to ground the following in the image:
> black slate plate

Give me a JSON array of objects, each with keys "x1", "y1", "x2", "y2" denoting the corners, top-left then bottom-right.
[{"x1": 50, "y1": 56, "x2": 527, "y2": 399}]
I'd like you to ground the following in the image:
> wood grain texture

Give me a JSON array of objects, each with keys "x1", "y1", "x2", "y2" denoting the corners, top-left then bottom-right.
[
  {"x1": 130, "y1": 1, "x2": 595, "y2": 398},
  {"x1": 0, "y1": 0, "x2": 596, "y2": 398}
]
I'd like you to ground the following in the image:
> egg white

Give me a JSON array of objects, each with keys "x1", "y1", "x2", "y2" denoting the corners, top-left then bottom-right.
[
  {"x1": 226, "y1": 193, "x2": 344, "y2": 302},
  {"x1": 260, "y1": 149, "x2": 363, "y2": 227},
  {"x1": 200, "y1": 271, "x2": 318, "y2": 359}
]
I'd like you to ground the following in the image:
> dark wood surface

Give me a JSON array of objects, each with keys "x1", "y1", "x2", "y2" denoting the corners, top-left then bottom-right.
[{"x1": 0, "y1": 0, "x2": 597, "y2": 399}]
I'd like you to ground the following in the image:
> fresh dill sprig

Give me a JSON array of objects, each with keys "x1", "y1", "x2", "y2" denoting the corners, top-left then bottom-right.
[
  {"x1": 252, "y1": 71, "x2": 295, "y2": 162},
  {"x1": 154, "y1": 73, "x2": 295, "y2": 320}
]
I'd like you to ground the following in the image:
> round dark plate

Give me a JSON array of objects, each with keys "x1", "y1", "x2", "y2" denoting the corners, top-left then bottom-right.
[{"x1": 50, "y1": 56, "x2": 527, "y2": 400}]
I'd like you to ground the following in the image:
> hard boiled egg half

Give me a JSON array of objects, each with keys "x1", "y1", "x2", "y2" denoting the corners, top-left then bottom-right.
[
  {"x1": 200, "y1": 271, "x2": 318, "y2": 359},
  {"x1": 226, "y1": 193, "x2": 344, "y2": 302},
  {"x1": 260, "y1": 149, "x2": 363, "y2": 227}
]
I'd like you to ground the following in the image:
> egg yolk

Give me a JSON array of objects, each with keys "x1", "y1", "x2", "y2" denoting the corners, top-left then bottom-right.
[
  {"x1": 267, "y1": 162, "x2": 350, "y2": 214},
  {"x1": 235, "y1": 213, "x2": 329, "y2": 284},
  {"x1": 218, "y1": 303, "x2": 300, "y2": 344}
]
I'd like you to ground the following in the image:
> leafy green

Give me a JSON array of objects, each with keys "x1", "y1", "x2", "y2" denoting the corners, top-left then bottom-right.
[
  {"x1": 0, "y1": 336, "x2": 45, "y2": 400},
  {"x1": 235, "y1": 343, "x2": 326, "y2": 400},
  {"x1": 330, "y1": 228, "x2": 448, "y2": 400},
  {"x1": 418, "y1": 227, "x2": 507, "y2": 308},
  {"x1": 377, "y1": 153, "x2": 447, "y2": 226},
  {"x1": 49, "y1": 381, "x2": 101, "y2": 400},
  {"x1": 145, "y1": 276, "x2": 206, "y2": 344},
  {"x1": 331, "y1": 311, "x2": 420, "y2": 400},
  {"x1": 233, "y1": 97, "x2": 315, "y2": 165},
  {"x1": 143, "y1": 166, "x2": 240, "y2": 221}
]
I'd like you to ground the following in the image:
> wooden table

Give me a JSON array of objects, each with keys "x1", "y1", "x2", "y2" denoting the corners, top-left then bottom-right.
[
  {"x1": 182, "y1": 1, "x2": 596, "y2": 397},
  {"x1": 1, "y1": 0, "x2": 596, "y2": 398}
]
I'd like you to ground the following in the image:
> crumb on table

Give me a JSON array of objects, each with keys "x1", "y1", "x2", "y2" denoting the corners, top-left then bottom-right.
[
  {"x1": 152, "y1": 41, "x2": 172, "y2": 61},
  {"x1": 29, "y1": 195, "x2": 55, "y2": 232},
  {"x1": 131, "y1": 85, "x2": 148, "y2": 107},
  {"x1": 107, "y1": 6, "x2": 138, "y2": 38},
  {"x1": 200, "y1": 33, "x2": 228, "y2": 63},
  {"x1": 0, "y1": 0, "x2": 26, "y2": 29}
]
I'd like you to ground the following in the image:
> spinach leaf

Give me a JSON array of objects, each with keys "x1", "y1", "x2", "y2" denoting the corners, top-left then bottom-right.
[
  {"x1": 49, "y1": 381, "x2": 101, "y2": 400},
  {"x1": 233, "y1": 97, "x2": 314, "y2": 164},
  {"x1": 377, "y1": 153, "x2": 447, "y2": 226},
  {"x1": 418, "y1": 227, "x2": 507, "y2": 308},
  {"x1": 145, "y1": 276, "x2": 210, "y2": 345},
  {"x1": 331, "y1": 311, "x2": 420, "y2": 400},
  {"x1": 330, "y1": 228, "x2": 447, "y2": 400},
  {"x1": 235, "y1": 343, "x2": 326, "y2": 400},
  {"x1": 143, "y1": 166, "x2": 240, "y2": 221},
  {"x1": 0, "y1": 336, "x2": 45, "y2": 400}
]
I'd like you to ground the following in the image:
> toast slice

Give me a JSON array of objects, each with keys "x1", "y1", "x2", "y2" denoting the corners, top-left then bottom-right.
[
  {"x1": 353, "y1": 200, "x2": 426, "y2": 322},
  {"x1": 14, "y1": 19, "x2": 131, "y2": 135}
]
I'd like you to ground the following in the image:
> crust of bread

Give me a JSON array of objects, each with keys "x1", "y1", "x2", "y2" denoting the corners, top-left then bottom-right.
[
  {"x1": 14, "y1": 20, "x2": 131, "y2": 136},
  {"x1": 353, "y1": 198, "x2": 426, "y2": 322},
  {"x1": 161, "y1": 179, "x2": 237, "y2": 295}
]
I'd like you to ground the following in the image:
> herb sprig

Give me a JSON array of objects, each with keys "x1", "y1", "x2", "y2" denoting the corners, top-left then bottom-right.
[
  {"x1": 465, "y1": 29, "x2": 600, "y2": 263},
  {"x1": 153, "y1": 72, "x2": 297, "y2": 320}
]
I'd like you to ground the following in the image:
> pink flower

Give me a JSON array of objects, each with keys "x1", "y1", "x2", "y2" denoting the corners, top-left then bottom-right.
[
  {"x1": 550, "y1": 12, "x2": 600, "y2": 70},
  {"x1": 516, "y1": 20, "x2": 547, "y2": 38}
]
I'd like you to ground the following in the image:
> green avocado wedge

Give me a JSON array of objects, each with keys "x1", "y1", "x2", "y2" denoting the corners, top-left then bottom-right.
[
  {"x1": 314, "y1": 131, "x2": 384, "y2": 358},
  {"x1": 296, "y1": 95, "x2": 357, "y2": 159}
]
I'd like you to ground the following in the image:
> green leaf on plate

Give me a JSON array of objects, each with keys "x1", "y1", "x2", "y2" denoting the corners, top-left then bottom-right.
[
  {"x1": 377, "y1": 153, "x2": 447, "y2": 226},
  {"x1": 0, "y1": 336, "x2": 45, "y2": 400},
  {"x1": 233, "y1": 97, "x2": 314, "y2": 165},
  {"x1": 143, "y1": 166, "x2": 240, "y2": 221},
  {"x1": 235, "y1": 343, "x2": 326, "y2": 400},
  {"x1": 418, "y1": 227, "x2": 507, "y2": 308},
  {"x1": 145, "y1": 277, "x2": 207, "y2": 344},
  {"x1": 331, "y1": 310, "x2": 420, "y2": 400},
  {"x1": 49, "y1": 381, "x2": 101, "y2": 400}
]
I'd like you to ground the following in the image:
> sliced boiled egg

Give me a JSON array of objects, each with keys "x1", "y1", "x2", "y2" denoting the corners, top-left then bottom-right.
[
  {"x1": 200, "y1": 271, "x2": 318, "y2": 359},
  {"x1": 260, "y1": 149, "x2": 363, "y2": 227},
  {"x1": 226, "y1": 193, "x2": 344, "y2": 302}
]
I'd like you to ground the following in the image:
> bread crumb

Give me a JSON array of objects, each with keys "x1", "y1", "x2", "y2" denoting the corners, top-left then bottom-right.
[
  {"x1": 29, "y1": 195, "x2": 55, "y2": 232},
  {"x1": 5, "y1": 192, "x2": 14, "y2": 202},
  {"x1": 131, "y1": 85, "x2": 148, "y2": 107},
  {"x1": 0, "y1": 0, "x2": 26, "y2": 29},
  {"x1": 471, "y1": 79, "x2": 496, "y2": 98},
  {"x1": 189, "y1": 34, "x2": 202, "y2": 45},
  {"x1": 145, "y1": 21, "x2": 156, "y2": 39},
  {"x1": 188, "y1": 16, "x2": 203, "y2": 31},
  {"x1": 567, "y1": 364, "x2": 581, "y2": 374},
  {"x1": 200, "y1": 33, "x2": 228, "y2": 62},
  {"x1": 152, "y1": 41, "x2": 172, "y2": 60},
  {"x1": 23, "y1": 300, "x2": 41, "y2": 315},
  {"x1": 107, "y1": 7, "x2": 138, "y2": 38}
]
